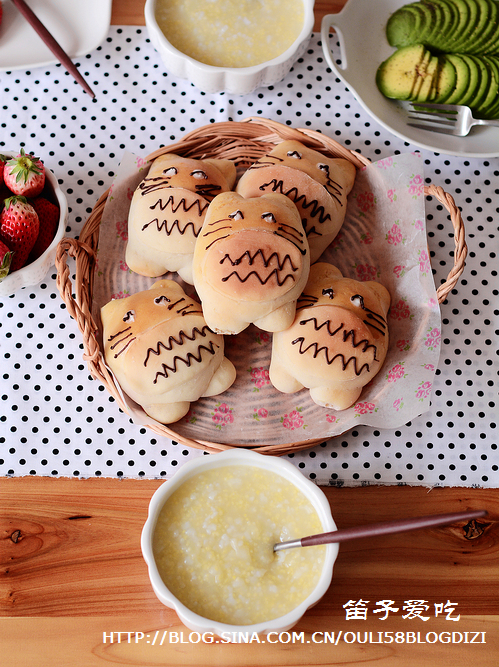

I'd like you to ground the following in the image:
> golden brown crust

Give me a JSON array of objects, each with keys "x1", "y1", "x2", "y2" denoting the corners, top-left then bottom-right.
[
  {"x1": 192, "y1": 192, "x2": 311, "y2": 334},
  {"x1": 269, "y1": 262, "x2": 391, "y2": 410},
  {"x1": 101, "y1": 279, "x2": 236, "y2": 423},
  {"x1": 236, "y1": 140, "x2": 356, "y2": 263}
]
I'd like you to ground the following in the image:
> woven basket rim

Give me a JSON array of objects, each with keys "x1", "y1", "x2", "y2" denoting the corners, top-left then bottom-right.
[{"x1": 55, "y1": 117, "x2": 468, "y2": 455}]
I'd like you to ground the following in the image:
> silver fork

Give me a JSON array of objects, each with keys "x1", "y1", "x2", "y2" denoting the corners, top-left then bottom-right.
[{"x1": 406, "y1": 102, "x2": 499, "y2": 136}]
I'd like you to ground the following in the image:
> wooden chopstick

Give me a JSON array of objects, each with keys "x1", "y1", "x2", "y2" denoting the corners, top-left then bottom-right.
[{"x1": 11, "y1": 0, "x2": 95, "y2": 98}]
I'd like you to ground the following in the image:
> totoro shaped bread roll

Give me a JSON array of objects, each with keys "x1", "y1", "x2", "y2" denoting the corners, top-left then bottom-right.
[
  {"x1": 269, "y1": 262, "x2": 391, "y2": 410},
  {"x1": 236, "y1": 140, "x2": 356, "y2": 263},
  {"x1": 192, "y1": 191, "x2": 310, "y2": 335},
  {"x1": 101, "y1": 279, "x2": 236, "y2": 424},
  {"x1": 125, "y1": 154, "x2": 236, "y2": 284}
]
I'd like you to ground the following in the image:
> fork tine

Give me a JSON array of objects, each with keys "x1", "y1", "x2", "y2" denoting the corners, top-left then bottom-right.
[
  {"x1": 406, "y1": 122, "x2": 458, "y2": 135},
  {"x1": 407, "y1": 112, "x2": 456, "y2": 126}
]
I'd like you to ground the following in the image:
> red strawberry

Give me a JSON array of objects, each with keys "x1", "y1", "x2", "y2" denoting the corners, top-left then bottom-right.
[
  {"x1": 0, "y1": 196, "x2": 40, "y2": 271},
  {"x1": 0, "y1": 239, "x2": 13, "y2": 280},
  {"x1": 4, "y1": 148, "x2": 46, "y2": 198},
  {"x1": 28, "y1": 196, "x2": 60, "y2": 261}
]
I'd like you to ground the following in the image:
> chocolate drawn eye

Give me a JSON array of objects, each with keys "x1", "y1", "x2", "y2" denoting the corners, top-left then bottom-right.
[
  {"x1": 154, "y1": 295, "x2": 171, "y2": 305},
  {"x1": 123, "y1": 310, "x2": 135, "y2": 322},
  {"x1": 261, "y1": 212, "x2": 277, "y2": 223},
  {"x1": 322, "y1": 288, "x2": 334, "y2": 299},
  {"x1": 191, "y1": 169, "x2": 208, "y2": 180},
  {"x1": 351, "y1": 294, "x2": 365, "y2": 308},
  {"x1": 287, "y1": 150, "x2": 302, "y2": 159},
  {"x1": 228, "y1": 209, "x2": 244, "y2": 220},
  {"x1": 163, "y1": 167, "x2": 177, "y2": 176},
  {"x1": 317, "y1": 163, "x2": 330, "y2": 175}
]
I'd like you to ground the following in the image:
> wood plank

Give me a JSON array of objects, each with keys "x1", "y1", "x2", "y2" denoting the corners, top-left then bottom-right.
[
  {"x1": 1, "y1": 478, "x2": 497, "y2": 617},
  {"x1": 1, "y1": 615, "x2": 497, "y2": 666},
  {"x1": 110, "y1": 0, "x2": 348, "y2": 32}
]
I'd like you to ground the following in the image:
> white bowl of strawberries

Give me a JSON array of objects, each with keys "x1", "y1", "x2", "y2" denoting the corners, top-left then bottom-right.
[{"x1": 0, "y1": 149, "x2": 68, "y2": 297}]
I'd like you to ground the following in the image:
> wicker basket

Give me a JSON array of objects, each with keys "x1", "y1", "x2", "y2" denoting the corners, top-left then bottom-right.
[{"x1": 55, "y1": 117, "x2": 467, "y2": 455}]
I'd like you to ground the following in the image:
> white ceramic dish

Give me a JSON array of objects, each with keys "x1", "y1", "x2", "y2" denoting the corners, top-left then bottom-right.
[
  {"x1": 0, "y1": 0, "x2": 112, "y2": 72},
  {"x1": 0, "y1": 152, "x2": 68, "y2": 297},
  {"x1": 321, "y1": 0, "x2": 499, "y2": 158},
  {"x1": 141, "y1": 449, "x2": 338, "y2": 638},
  {"x1": 144, "y1": 0, "x2": 315, "y2": 95}
]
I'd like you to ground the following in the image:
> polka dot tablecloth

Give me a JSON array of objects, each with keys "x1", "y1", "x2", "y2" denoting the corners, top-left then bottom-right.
[{"x1": 0, "y1": 28, "x2": 497, "y2": 486}]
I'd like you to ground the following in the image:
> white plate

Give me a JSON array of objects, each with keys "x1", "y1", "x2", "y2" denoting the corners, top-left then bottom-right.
[
  {"x1": 0, "y1": 0, "x2": 112, "y2": 71},
  {"x1": 321, "y1": 0, "x2": 499, "y2": 158}
]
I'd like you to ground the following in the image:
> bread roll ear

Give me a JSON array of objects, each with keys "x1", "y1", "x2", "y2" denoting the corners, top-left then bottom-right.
[
  {"x1": 192, "y1": 191, "x2": 311, "y2": 335},
  {"x1": 237, "y1": 140, "x2": 356, "y2": 263},
  {"x1": 125, "y1": 154, "x2": 236, "y2": 283},
  {"x1": 269, "y1": 262, "x2": 391, "y2": 411},
  {"x1": 101, "y1": 280, "x2": 236, "y2": 424}
]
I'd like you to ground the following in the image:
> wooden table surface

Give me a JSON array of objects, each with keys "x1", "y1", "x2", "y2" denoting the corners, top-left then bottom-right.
[{"x1": 1, "y1": 2, "x2": 498, "y2": 665}]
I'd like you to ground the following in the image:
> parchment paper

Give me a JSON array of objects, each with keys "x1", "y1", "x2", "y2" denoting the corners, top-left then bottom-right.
[{"x1": 92, "y1": 150, "x2": 441, "y2": 446}]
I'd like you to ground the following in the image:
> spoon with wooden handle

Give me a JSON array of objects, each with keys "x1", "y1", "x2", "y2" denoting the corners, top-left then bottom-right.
[{"x1": 273, "y1": 509, "x2": 488, "y2": 552}]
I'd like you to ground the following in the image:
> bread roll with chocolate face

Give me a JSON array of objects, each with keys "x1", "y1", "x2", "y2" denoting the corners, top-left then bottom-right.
[
  {"x1": 101, "y1": 279, "x2": 236, "y2": 424},
  {"x1": 236, "y1": 140, "x2": 356, "y2": 263},
  {"x1": 192, "y1": 191, "x2": 310, "y2": 335},
  {"x1": 269, "y1": 263, "x2": 391, "y2": 410},
  {"x1": 126, "y1": 154, "x2": 236, "y2": 284}
]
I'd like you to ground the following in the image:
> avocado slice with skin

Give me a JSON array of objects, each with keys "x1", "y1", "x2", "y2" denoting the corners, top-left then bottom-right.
[
  {"x1": 438, "y1": 53, "x2": 471, "y2": 103},
  {"x1": 386, "y1": 5, "x2": 428, "y2": 47},
  {"x1": 451, "y1": 0, "x2": 481, "y2": 53},
  {"x1": 475, "y1": 55, "x2": 499, "y2": 114},
  {"x1": 457, "y1": 53, "x2": 482, "y2": 106}
]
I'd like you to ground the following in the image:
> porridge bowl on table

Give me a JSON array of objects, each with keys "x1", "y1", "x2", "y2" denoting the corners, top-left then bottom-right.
[
  {"x1": 141, "y1": 448, "x2": 338, "y2": 639},
  {"x1": 144, "y1": 0, "x2": 315, "y2": 94}
]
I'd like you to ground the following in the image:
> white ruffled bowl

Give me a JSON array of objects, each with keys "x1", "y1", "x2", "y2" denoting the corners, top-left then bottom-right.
[
  {"x1": 144, "y1": 0, "x2": 315, "y2": 95},
  {"x1": 0, "y1": 152, "x2": 68, "y2": 298},
  {"x1": 141, "y1": 449, "x2": 338, "y2": 640}
]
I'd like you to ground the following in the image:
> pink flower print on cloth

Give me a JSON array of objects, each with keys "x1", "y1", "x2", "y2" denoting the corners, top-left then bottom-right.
[
  {"x1": 116, "y1": 219, "x2": 128, "y2": 241},
  {"x1": 249, "y1": 366, "x2": 270, "y2": 391},
  {"x1": 408, "y1": 173, "x2": 424, "y2": 198},
  {"x1": 354, "y1": 190, "x2": 377, "y2": 215},
  {"x1": 386, "y1": 221, "x2": 405, "y2": 246},
  {"x1": 393, "y1": 264, "x2": 406, "y2": 279},
  {"x1": 393, "y1": 398, "x2": 404, "y2": 412},
  {"x1": 184, "y1": 409, "x2": 197, "y2": 425},
  {"x1": 360, "y1": 231, "x2": 374, "y2": 245},
  {"x1": 354, "y1": 401, "x2": 377, "y2": 417},
  {"x1": 425, "y1": 327, "x2": 441, "y2": 351},
  {"x1": 413, "y1": 218, "x2": 424, "y2": 232},
  {"x1": 376, "y1": 157, "x2": 394, "y2": 169},
  {"x1": 390, "y1": 298, "x2": 412, "y2": 321},
  {"x1": 354, "y1": 262, "x2": 379, "y2": 282},
  {"x1": 254, "y1": 330, "x2": 271, "y2": 346},
  {"x1": 211, "y1": 402, "x2": 234, "y2": 429},
  {"x1": 281, "y1": 407, "x2": 306, "y2": 431},
  {"x1": 387, "y1": 188, "x2": 397, "y2": 203},
  {"x1": 387, "y1": 362, "x2": 407, "y2": 383},
  {"x1": 419, "y1": 248, "x2": 431, "y2": 275},
  {"x1": 396, "y1": 339, "x2": 411, "y2": 352},
  {"x1": 416, "y1": 381, "x2": 432, "y2": 402},
  {"x1": 253, "y1": 407, "x2": 268, "y2": 422},
  {"x1": 110, "y1": 290, "x2": 130, "y2": 300},
  {"x1": 326, "y1": 413, "x2": 340, "y2": 425}
]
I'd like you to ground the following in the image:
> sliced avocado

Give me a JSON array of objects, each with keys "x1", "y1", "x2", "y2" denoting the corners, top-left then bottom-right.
[
  {"x1": 438, "y1": 53, "x2": 471, "y2": 103},
  {"x1": 414, "y1": 55, "x2": 441, "y2": 101},
  {"x1": 433, "y1": 56, "x2": 458, "y2": 101},
  {"x1": 451, "y1": 0, "x2": 481, "y2": 53},
  {"x1": 475, "y1": 55, "x2": 499, "y2": 114},
  {"x1": 420, "y1": 0, "x2": 457, "y2": 52},
  {"x1": 457, "y1": 53, "x2": 482, "y2": 106},
  {"x1": 465, "y1": 54, "x2": 492, "y2": 110},
  {"x1": 386, "y1": 5, "x2": 427, "y2": 47},
  {"x1": 376, "y1": 44, "x2": 429, "y2": 99},
  {"x1": 409, "y1": 48, "x2": 433, "y2": 99},
  {"x1": 474, "y1": 2, "x2": 499, "y2": 55},
  {"x1": 466, "y1": 0, "x2": 498, "y2": 54},
  {"x1": 457, "y1": 0, "x2": 491, "y2": 54}
]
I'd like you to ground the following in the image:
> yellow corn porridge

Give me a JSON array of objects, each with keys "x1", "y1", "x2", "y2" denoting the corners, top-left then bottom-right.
[
  {"x1": 152, "y1": 465, "x2": 326, "y2": 625},
  {"x1": 155, "y1": 0, "x2": 305, "y2": 68}
]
